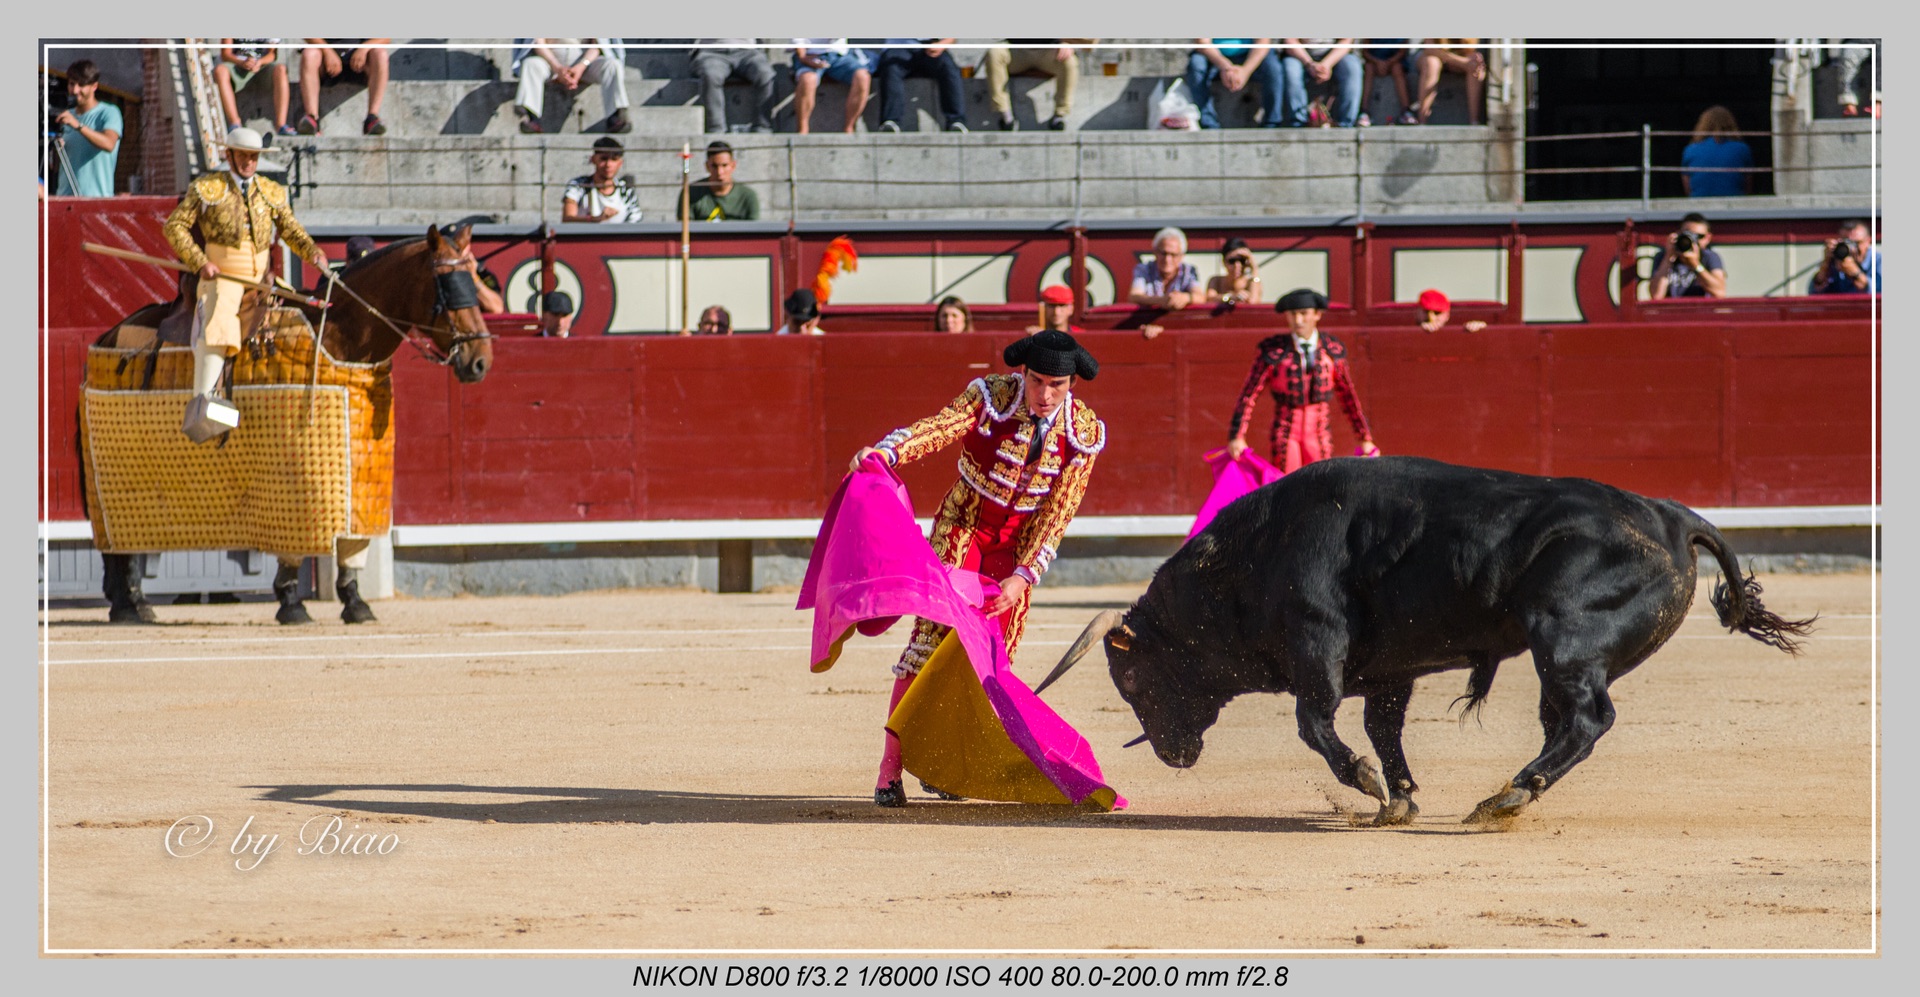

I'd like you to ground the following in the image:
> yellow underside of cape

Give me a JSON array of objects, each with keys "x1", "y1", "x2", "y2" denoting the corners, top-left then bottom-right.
[{"x1": 890, "y1": 631, "x2": 1075, "y2": 805}]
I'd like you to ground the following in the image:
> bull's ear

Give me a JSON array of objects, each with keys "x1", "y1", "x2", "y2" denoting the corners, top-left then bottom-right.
[
  {"x1": 1107, "y1": 624, "x2": 1133, "y2": 652},
  {"x1": 1116, "y1": 665, "x2": 1138, "y2": 694}
]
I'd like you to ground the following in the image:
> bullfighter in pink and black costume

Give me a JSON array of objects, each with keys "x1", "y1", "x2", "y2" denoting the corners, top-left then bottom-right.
[{"x1": 1226, "y1": 288, "x2": 1379, "y2": 472}]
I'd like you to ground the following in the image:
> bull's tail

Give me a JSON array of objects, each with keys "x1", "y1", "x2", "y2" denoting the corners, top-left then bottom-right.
[
  {"x1": 1686, "y1": 516, "x2": 1818, "y2": 655},
  {"x1": 1450, "y1": 653, "x2": 1500, "y2": 725}
]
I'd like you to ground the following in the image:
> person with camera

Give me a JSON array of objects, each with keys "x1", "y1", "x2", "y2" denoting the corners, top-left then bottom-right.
[
  {"x1": 51, "y1": 60, "x2": 120, "y2": 197},
  {"x1": 1648, "y1": 212, "x2": 1727, "y2": 299},
  {"x1": 1809, "y1": 219, "x2": 1881, "y2": 295}
]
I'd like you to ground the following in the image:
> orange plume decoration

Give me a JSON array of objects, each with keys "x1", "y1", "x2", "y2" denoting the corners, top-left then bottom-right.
[{"x1": 812, "y1": 236, "x2": 859, "y2": 304}]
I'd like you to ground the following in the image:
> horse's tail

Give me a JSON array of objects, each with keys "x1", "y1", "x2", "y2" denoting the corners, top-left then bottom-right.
[{"x1": 1684, "y1": 512, "x2": 1819, "y2": 655}]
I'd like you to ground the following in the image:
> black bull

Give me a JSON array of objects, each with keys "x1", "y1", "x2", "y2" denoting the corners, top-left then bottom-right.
[{"x1": 1041, "y1": 456, "x2": 1815, "y2": 825}]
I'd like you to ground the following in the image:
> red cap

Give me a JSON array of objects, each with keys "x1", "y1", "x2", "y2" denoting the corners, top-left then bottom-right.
[
  {"x1": 1417, "y1": 289, "x2": 1450, "y2": 311},
  {"x1": 1040, "y1": 285, "x2": 1074, "y2": 305}
]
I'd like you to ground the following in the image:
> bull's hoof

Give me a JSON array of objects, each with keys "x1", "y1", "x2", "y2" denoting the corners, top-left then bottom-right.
[
  {"x1": 1372, "y1": 796, "x2": 1419, "y2": 827},
  {"x1": 340, "y1": 599, "x2": 377, "y2": 624},
  {"x1": 276, "y1": 602, "x2": 315, "y2": 625},
  {"x1": 1351, "y1": 756, "x2": 1390, "y2": 803},
  {"x1": 1464, "y1": 784, "x2": 1535, "y2": 824},
  {"x1": 108, "y1": 602, "x2": 157, "y2": 625}
]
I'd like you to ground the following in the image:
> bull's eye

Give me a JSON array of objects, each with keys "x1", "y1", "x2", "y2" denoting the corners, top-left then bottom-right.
[{"x1": 1116, "y1": 666, "x2": 1138, "y2": 694}]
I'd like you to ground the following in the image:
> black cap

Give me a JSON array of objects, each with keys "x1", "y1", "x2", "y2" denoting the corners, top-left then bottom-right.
[
  {"x1": 345, "y1": 236, "x2": 375, "y2": 260},
  {"x1": 542, "y1": 291, "x2": 575, "y2": 316},
  {"x1": 592, "y1": 136, "x2": 625, "y2": 156},
  {"x1": 784, "y1": 288, "x2": 819, "y2": 321},
  {"x1": 1004, "y1": 329, "x2": 1098, "y2": 380},
  {"x1": 1274, "y1": 288, "x2": 1329, "y2": 312}
]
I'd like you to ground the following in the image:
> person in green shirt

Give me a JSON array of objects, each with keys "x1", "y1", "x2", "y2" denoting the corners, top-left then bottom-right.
[
  {"x1": 679, "y1": 141, "x2": 759, "y2": 221},
  {"x1": 52, "y1": 60, "x2": 121, "y2": 197}
]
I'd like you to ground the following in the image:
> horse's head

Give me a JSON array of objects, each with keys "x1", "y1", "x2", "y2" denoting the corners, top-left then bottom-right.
[{"x1": 424, "y1": 223, "x2": 494, "y2": 383}]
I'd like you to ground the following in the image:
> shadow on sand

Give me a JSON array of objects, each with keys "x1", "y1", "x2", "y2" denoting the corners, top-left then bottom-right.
[{"x1": 243, "y1": 782, "x2": 1406, "y2": 834}]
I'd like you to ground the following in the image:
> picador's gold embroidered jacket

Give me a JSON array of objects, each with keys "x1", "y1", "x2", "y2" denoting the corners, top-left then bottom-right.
[
  {"x1": 163, "y1": 171, "x2": 319, "y2": 272},
  {"x1": 876, "y1": 374, "x2": 1105, "y2": 578}
]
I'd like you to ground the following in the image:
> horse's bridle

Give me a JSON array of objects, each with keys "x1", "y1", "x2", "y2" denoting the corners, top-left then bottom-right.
[{"x1": 321, "y1": 251, "x2": 495, "y2": 367}]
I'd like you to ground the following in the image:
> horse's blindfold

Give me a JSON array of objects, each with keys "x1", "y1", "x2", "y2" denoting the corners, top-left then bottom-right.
[{"x1": 436, "y1": 269, "x2": 480, "y2": 311}]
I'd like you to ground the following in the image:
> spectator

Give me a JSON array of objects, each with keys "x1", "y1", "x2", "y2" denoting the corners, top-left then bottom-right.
[
  {"x1": 562, "y1": 137, "x2": 642, "y2": 223},
  {"x1": 985, "y1": 39, "x2": 1093, "y2": 131},
  {"x1": 1648, "y1": 212, "x2": 1728, "y2": 299},
  {"x1": 50, "y1": 60, "x2": 120, "y2": 197},
  {"x1": 1412, "y1": 39, "x2": 1485, "y2": 125},
  {"x1": 678, "y1": 141, "x2": 760, "y2": 222},
  {"x1": 1025, "y1": 284, "x2": 1083, "y2": 334},
  {"x1": 344, "y1": 235, "x2": 376, "y2": 262},
  {"x1": 1361, "y1": 40, "x2": 1418, "y2": 127},
  {"x1": 791, "y1": 40, "x2": 874, "y2": 134},
  {"x1": 297, "y1": 39, "x2": 391, "y2": 135},
  {"x1": 774, "y1": 289, "x2": 824, "y2": 335},
  {"x1": 511, "y1": 39, "x2": 630, "y2": 135},
  {"x1": 1832, "y1": 40, "x2": 1879, "y2": 118},
  {"x1": 539, "y1": 291, "x2": 574, "y2": 338},
  {"x1": 1183, "y1": 39, "x2": 1281, "y2": 129},
  {"x1": 695, "y1": 305, "x2": 733, "y2": 335},
  {"x1": 471, "y1": 263, "x2": 505, "y2": 314},
  {"x1": 875, "y1": 39, "x2": 968, "y2": 132},
  {"x1": 1205, "y1": 237, "x2": 1263, "y2": 305},
  {"x1": 214, "y1": 39, "x2": 291, "y2": 137},
  {"x1": 1416, "y1": 289, "x2": 1486, "y2": 332},
  {"x1": 1280, "y1": 39, "x2": 1362, "y2": 128},
  {"x1": 1129, "y1": 226, "x2": 1202, "y2": 310},
  {"x1": 1809, "y1": 219, "x2": 1881, "y2": 295},
  {"x1": 1681, "y1": 106, "x2": 1754, "y2": 197},
  {"x1": 934, "y1": 295, "x2": 973, "y2": 333},
  {"x1": 690, "y1": 40, "x2": 775, "y2": 135}
]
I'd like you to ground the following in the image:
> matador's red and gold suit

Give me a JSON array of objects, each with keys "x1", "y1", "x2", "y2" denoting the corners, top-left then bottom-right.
[{"x1": 875, "y1": 373, "x2": 1106, "y2": 677}]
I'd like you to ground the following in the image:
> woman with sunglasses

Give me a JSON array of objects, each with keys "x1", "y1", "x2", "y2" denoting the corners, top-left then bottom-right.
[{"x1": 1205, "y1": 237, "x2": 1263, "y2": 305}]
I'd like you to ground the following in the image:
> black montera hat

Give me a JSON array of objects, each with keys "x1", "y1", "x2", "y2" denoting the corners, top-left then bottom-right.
[
  {"x1": 1004, "y1": 329, "x2": 1098, "y2": 380},
  {"x1": 1274, "y1": 288, "x2": 1329, "y2": 312}
]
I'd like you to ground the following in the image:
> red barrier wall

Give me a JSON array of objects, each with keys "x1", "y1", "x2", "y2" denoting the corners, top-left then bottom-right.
[{"x1": 41, "y1": 198, "x2": 1878, "y2": 525}]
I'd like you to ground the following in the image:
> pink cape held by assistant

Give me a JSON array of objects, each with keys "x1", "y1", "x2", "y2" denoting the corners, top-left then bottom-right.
[
  {"x1": 1187, "y1": 447, "x2": 1283, "y2": 541},
  {"x1": 797, "y1": 456, "x2": 1124, "y2": 810}
]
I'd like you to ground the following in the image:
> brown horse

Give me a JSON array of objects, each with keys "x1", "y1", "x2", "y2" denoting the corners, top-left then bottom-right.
[{"x1": 93, "y1": 224, "x2": 495, "y2": 625}]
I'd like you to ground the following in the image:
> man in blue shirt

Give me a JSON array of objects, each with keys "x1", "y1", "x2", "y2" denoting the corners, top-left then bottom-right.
[
  {"x1": 1183, "y1": 39, "x2": 1281, "y2": 129},
  {"x1": 51, "y1": 60, "x2": 120, "y2": 197},
  {"x1": 1809, "y1": 219, "x2": 1881, "y2": 295}
]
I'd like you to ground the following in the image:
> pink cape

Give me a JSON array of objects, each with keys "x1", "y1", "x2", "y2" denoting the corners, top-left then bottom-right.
[
  {"x1": 798, "y1": 456, "x2": 1125, "y2": 809},
  {"x1": 1187, "y1": 448, "x2": 1283, "y2": 540}
]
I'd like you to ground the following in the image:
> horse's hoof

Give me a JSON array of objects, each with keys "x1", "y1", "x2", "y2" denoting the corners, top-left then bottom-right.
[
  {"x1": 1372, "y1": 796, "x2": 1419, "y2": 827},
  {"x1": 1463, "y1": 784, "x2": 1534, "y2": 824},
  {"x1": 874, "y1": 780, "x2": 906, "y2": 808},
  {"x1": 340, "y1": 600, "x2": 377, "y2": 624},
  {"x1": 108, "y1": 603, "x2": 156, "y2": 625},
  {"x1": 276, "y1": 603, "x2": 314, "y2": 625},
  {"x1": 1351, "y1": 756, "x2": 1390, "y2": 803}
]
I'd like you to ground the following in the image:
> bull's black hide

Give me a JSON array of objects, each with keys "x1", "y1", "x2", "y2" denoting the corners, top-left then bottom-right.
[{"x1": 1054, "y1": 456, "x2": 1814, "y2": 825}]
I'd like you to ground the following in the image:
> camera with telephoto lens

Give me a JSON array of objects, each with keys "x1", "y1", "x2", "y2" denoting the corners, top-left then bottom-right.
[
  {"x1": 1672, "y1": 230, "x2": 1698, "y2": 257},
  {"x1": 1832, "y1": 239, "x2": 1859, "y2": 263}
]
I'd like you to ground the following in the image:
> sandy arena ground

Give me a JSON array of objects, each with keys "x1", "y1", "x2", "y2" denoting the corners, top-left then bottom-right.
[{"x1": 41, "y1": 573, "x2": 1877, "y2": 953}]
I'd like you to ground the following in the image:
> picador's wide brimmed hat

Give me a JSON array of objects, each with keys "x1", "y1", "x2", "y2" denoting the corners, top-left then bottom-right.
[
  {"x1": 219, "y1": 126, "x2": 286, "y2": 172},
  {"x1": 1274, "y1": 287, "x2": 1329, "y2": 312},
  {"x1": 1005, "y1": 329, "x2": 1098, "y2": 379}
]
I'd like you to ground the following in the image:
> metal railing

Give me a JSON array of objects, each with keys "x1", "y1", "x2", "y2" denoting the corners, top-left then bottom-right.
[{"x1": 278, "y1": 124, "x2": 1874, "y2": 222}]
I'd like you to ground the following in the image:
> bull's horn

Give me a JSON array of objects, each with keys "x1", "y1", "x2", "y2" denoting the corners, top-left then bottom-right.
[
  {"x1": 1033, "y1": 609, "x2": 1125, "y2": 696},
  {"x1": 1122, "y1": 733, "x2": 1150, "y2": 748}
]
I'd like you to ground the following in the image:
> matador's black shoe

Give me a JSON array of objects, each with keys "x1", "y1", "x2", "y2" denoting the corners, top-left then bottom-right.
[
  {"x1": 874, "y1": 780, "x2": 906, "y2": 808},
  {"x1": 920, "y1": 780, "x2": 966, "y2": 801}
]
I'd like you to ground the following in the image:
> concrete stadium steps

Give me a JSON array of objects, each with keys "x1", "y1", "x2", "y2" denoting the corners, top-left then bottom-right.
[
  {"x1": 284, "y1": 128, "x2": 1515, "y2": 227},
  {"x1": 227, "y1": 43, "x2": 1484, "y2": 140}
]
